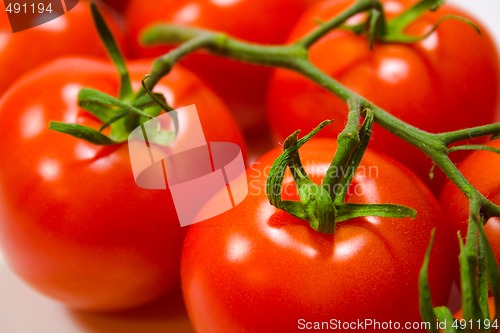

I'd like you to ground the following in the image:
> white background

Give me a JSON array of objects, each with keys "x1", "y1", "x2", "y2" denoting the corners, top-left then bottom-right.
[{"x1": 1, "y1": 1, "x2": 500, "y2": 332}]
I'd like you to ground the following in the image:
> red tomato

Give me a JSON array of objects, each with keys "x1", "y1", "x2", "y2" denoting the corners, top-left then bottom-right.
[
  {"x1": 182, "y1": 138, "x2": 454, "y2": 332},
  {"x1": 100, "y1": 0, "x2": 130, "y2": 13},
  {"x1": 0, "y1": 57, "x2": 245, "y2": 311},
  {"x1": 267, "y1": 0, "x2": 500, "y2": 190},
  {"x1": 0, "y1": 0, "x2": 124, "y2": 96},
  {"x1": 440, "y1": 140, "x2": 500, "y2": 265},
  {"x1": 125, "y1": 0, "x2": 321, "y2": 133}
]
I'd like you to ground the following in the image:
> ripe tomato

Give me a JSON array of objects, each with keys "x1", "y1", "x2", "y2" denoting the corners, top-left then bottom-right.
[
  {"x1": 182, "y1": 138, "x2": 454, "y2": 332},
  {"x1": 100, "y1": 0, "x2": 130, "y2": 13},
  {"x1": 0, "y1": 57, "x2": 245, "y2": 311},
  {"x1": 0, "y1": 0, "x2": 124, "y2": 96},
  {"x1": 440, "y1": 140, "x2": 500, "y2": 265},
  {"x1": 267, "y1": 0, "x2": 499, "y2": 189},
  {"x1": 125, "y1": 0, "x2": 321, "y2": 133}
]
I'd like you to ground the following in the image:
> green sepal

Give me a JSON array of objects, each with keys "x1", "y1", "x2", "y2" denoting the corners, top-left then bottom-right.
[
  {"x1": 387, "y1": 0, "x2": 445, "y2": 34},
  {"x1": 433, "y1": 307, "x2": 459, "y2": 333},
  {"x1": 49, "y1": 122, "x2": 116, "y2": 145},
  {"x1": 90, "y1": 2, "x2": 133, "y2": 100},
  {"x1": 336, "y1": 203, "x2": 416, "y2": 222},
  {"x1": 334, "y1": 110, "x2": 374, "y2": 204},
  {"x1": 383, "y1": 0, "x2": 480, "y2": 44},
  {"x1": 98, "y1": 109, "x2": 130, "y2": 132},
  {"x1": 266, "y1": 120, "x2": 336, "y2": 234},
  {"x1": 476, "y1": 215, "x2": 500, "y2": 326},
  {"x1": 266, "y1": 120, "x2": 333, "y2": 209},
  {"x1": 459, "y1": 227, "x2": 484, "y2": 324},
  {"x1": 418, "y1": 229, "x2": 440, "y2": 333},
  {"x1": 78, "y1": 88, "x2": 154, "y2": 142},
  {"x1": 367, "y1": 8, "x2": 386, "y2": 49},
  {"x1": 133, "y1": 93, "x2": 169, "y2": 118},
  {"x1": 78, "y1": 88, "x2": 153, "y2": 120}
]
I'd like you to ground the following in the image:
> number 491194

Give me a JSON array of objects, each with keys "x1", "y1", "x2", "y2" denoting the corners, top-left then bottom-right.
[
  {"x1": 6, "y1": 2, "x2": 53, "y2": 14},
  {"x1": 452, "y1": 319, "x2": 499, "y2": 331}
]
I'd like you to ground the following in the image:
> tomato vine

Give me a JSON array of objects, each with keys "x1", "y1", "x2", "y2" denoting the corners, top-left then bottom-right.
[{"x1": 50, "y1": 1, "x2": 500, "y2": 330}]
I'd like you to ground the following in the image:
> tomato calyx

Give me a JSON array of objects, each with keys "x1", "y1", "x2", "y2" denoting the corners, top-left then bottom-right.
[
  {"x1": 344, "y1": 0, "x2": 480, "y2": 47},
  {"x1": 48, "y1": 3, "x2": 174, "y2": 146},
  {"x1": 267, "y1": 104, "x2": 416, "y2": 235}
]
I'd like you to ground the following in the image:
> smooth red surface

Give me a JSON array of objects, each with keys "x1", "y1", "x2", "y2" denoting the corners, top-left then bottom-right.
[
  {"x1": 440, "y1": 140, "x2": 500, "y2": 264},
  {"x1": 125, "y1": 0, "x2": 321, "y2": 132},
  {"x1": 267, "y1": 0, "x2": 500, "y2": 190},
  {"x1": 100, "y1": 0, "x2": 130, "y2": 13},
  {"x1": 0, "y1": 0, "x2": 123, "y2": 95},
  {"x1": 182, "y1": 138, "x2": 455, "y2": 333},
  {"x1": 0, "y1": 57, "x2": 245, "y2": 311}
]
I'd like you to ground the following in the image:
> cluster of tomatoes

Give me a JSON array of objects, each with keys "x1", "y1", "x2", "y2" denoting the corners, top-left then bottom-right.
[{"x1": 0, "y1": 0, "x2": 498, "y2": 332}]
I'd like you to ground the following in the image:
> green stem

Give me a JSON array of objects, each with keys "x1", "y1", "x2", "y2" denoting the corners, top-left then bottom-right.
[
  {"x1": 138, "y1": 32, "x2": 217, "y2": 96},
  {"x1": 292, "y1": 59, "x2": 500, "y2": 221},
  {"x1": 90, "y1": 2, "x2": 133, "y2": 100},
  {"x1": 293, "y1": 59, "x2": 438, "y2": 149},
  {"x1": 322, "y1": 99, "x2": 362, "y2": 199},
  {"x1": 298, "y1": 0, "x2": 382, "y2": 49},
  {"x1": 438, "y1": 123, "x2": 500, "y2": 145},
  {"x1": 141, "y1": 23, "x2": 500, "y2": 225}
]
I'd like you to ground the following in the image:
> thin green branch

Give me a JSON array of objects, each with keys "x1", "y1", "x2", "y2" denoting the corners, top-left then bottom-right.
[
  {"x1": 448, "y1": 144, "x2": 500, "y2": 155},
  {"x1": 322, "y1": 99, "x2": 362, "y2": 199},
  {"x1": 139, "y1": 22, "x2": 500, "y2": 224},
  {"x1": 298, "y1": 0, "x2": 382, "y2": 49},
  {"x1": 90, "y1": 3, "x2": 133, "y2": 100},
  {"x1": 138, "y1": 32, "x2": 216, "y2": 95},
  {"x1": 438, "y1": 123, "x2": 500, "y2": 145}
]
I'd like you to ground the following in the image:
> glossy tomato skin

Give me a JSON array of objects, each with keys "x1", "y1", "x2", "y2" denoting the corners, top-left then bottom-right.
[
  {"x1": 125, "y1": 0, "x2": 321, "y2": 133},
  {"x1": 0, "y1": 0, "x2": 124, "y2": 96},
  {"x1": 100, "y1": 0, "x2": 130, "y2": 13},
  {"x1": 267, "y1": 0, "x2": 499, "y2": 189},
  {"x1": 182, "y1": 139, "x2": 454, "y2": 332},
  {"x1": 440, "y1": 140, "x2": 500, "y2": 265},
  {"x1": 0, "y1": 57, "x2": 245, "y2": 311}
]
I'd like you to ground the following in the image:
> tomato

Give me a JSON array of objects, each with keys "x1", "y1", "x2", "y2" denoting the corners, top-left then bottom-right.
[
  {"x1": 125, "y1": 0, "x2": 321, "y2": 133},
  {"x1": 182, "y1": 138, "x2": 454, "y2": 332},
  {"x1": 440, "y1": 140, "x2": 500, "y2": 265},
  {"x1": 0, "y1": 57, "x2": 245, "y2": 311},
  {"x1": 0, "y1": 0, "x2": 124, "y2": 96},
  {"x1": 267, "y1": 0, "x2": 499, "y2": 190},
  {"x1": 100, "y1": 0, "x2": 130, "y2": 13}
]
